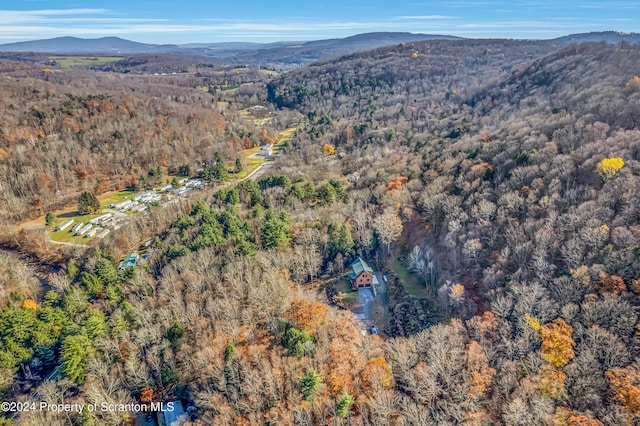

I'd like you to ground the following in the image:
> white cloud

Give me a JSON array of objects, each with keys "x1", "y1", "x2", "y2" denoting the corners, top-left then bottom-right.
[{"x1": 396, "y1": 15, "x2": 457, "y2": 20}]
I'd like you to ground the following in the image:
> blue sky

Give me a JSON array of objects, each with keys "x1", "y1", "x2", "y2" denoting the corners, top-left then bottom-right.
[{"x1": 1, "y1": 1, "x2": 638, "y2": 44}]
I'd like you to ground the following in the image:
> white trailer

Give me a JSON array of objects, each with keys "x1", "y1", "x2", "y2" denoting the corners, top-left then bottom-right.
[{"x1": 55, "y1": 219, "x2": 74, "y2": 232}]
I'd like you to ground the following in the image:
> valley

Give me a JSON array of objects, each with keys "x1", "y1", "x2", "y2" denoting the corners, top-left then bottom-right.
[{"x1": 0, "y1": 32, "x2": 639, "y2": 425}]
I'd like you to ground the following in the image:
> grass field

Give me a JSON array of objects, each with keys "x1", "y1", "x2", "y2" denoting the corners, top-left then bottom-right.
[
  {"x1": 48, "y1": 189, "x2": 138, "y2": 244},
  {"x1": 49, "y1": 56, "x2": 124, "y2": 68},
  {"x1": 334, "y1": 276, "x2": 359, "y2": 308},
  {"x1": 392, "y1": 258, "x2": 427, "y2": 299},
  {"x1": 277, "y1": 127, "x2": 296, "y2": 145}
]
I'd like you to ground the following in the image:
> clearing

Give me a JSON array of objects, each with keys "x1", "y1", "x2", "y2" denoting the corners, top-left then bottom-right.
[{"x1": 49, "y1": 56, "x2": 124, "y2": 68}]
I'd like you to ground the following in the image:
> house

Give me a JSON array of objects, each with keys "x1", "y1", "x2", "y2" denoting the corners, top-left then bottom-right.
[
  {"x1": 349, "y1": 257, "x2": 374, "y2": 290},
  {"x1": 118, "y1": 253, "x2": 139, "y2": 270},
  {"x1": 260, "y1": 143, "x2": 273, "y2": 157}
]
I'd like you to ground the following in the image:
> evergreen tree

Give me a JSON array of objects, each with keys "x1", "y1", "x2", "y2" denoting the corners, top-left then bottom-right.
[
  {"x1": 328, "y1": 223, "x2": 354, "y2": 258},
  {"x1": 94, "y1": 258, "x2": 117, "y2": 285},
  {"x1": 45, "y1": 212, "x2": 57, "y2": 229},
  {"x1": 299, "y1": 368, "x2": 323, "y2": 401},
  {"x1": 83, "y1": 309, "x2": 107, "y2": 340},
  {"x1": 61, "y1": 334, "x2": 92, "y2": 384},
  {"x1": 261, "y1": 209, "x2": 291, "y2": 249},
  {"x1": 77, "y1": 191, "x2": 100, "y2": 215}
]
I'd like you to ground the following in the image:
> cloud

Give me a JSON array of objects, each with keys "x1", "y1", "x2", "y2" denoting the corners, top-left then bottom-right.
[
  {"x1": 0, "y1": 8, "x2": 108, "y2": 24},
  {"x1": 396, "y1": 15, "x2": 457, "y2": 20}
]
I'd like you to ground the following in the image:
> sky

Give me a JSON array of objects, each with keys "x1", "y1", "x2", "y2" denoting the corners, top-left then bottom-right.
[{"x1": 1, "y1": 1, "x2": 638, "y2": 44}]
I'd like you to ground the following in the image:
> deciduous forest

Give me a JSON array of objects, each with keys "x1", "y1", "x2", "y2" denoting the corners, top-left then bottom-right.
[{"x1": 2, "y1": 38, "x2": 640, "y2": 425}]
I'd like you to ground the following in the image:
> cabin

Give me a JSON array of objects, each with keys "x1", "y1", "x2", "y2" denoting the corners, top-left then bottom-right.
[{"x1": 349, "y1": 257, "x2": 374, "y2": 290}]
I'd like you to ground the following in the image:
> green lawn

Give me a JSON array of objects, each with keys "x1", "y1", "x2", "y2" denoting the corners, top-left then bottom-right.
[
  {"x1": 49, "y1": 189, "x2": 138, "y2": 244},
  {"x1": 391, "y1": 258, "x2": 427, "y2": 299},
  {"x1": 277, "y1": 127, "x2": 296, "y2": 146},
  {"x1": 99, "y1": 189, "x2": 138, "y2": 207},
  {"x1": 49, "y1": 56, "x2": 124, "y2": 68},
  {"x1": 233, "y1": 146, "x2": 266, "y2": 180},
  {"x1": 333, "y1": 276, "x2": 358, "y2": 309}
]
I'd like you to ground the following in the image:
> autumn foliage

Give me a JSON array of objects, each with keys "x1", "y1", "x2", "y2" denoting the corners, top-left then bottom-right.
[
  {"x1": 606, "y1": 367, "x2": 640, "y2": 417},
  {"x1": 285, "y1": 300, "x2": 328, "y2": 331},
  {"x1": 540, "y1": 318, "x2": 575, "y2": 368},
  {"x1": 466, "y1": 340, "x2": 495, "y2": 397},
  {"x1": 535, "y1": 365, "x2": 566, "y2": 399},
  {"x1": 554, "y1": 407, "x2": 604, "y2": 426},
  {"x1": 596, "y1": 157, "x2": 624, "y2": 179},
  {"x1": 386, "y1": 176, "x2": 408, "y2": 190},
  {"x1": 597, "y1": 272, "x2": 627, "y2": 295},
  {"x1": 21, "y1": 299, "x2": 37, "y2": 311},
  {"x1": 321, "y1": 143, "x2": 335, "y2": 155}
]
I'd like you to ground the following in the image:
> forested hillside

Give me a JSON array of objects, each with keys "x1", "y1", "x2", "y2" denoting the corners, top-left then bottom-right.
[
  {"x1": 2, "y1": 39, "x2": 640, "y2": 425},
  {"x1": 0, "y1": 63, "x2": 278, "y2": 225}
]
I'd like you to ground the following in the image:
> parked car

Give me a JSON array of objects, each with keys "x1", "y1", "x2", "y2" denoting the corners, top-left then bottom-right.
[{"x1": 370, "y1": 325, "x2": 378, "y2": 335}]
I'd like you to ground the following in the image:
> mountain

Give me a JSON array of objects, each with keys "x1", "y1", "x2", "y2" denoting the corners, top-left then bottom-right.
[
  {"x1": 228, "y1": 32, "x2": 464, "y2": 66},
  {"x1": 0, "y1": 33, "x2": 462, "y2": 66},
  {"x1": 0, "y1": 36, "x2": 181, "y2": 54},
  {"x1": 553, "y1": 31, "x2": 640, "y2": 45}
]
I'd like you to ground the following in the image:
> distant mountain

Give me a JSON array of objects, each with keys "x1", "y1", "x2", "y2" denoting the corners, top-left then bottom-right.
[
  {"x1": 552, "y1": 31, "x2": 640, "y2": 45},
  {"x1": 0, "y1": 36, "x2": 181, "y2": 54},
  {"x1": 228, "y1": 32, "x2": 464, "y2": 67},
  {"x1": 0, "y1": 33, "x2": 462, "y2": 66}
]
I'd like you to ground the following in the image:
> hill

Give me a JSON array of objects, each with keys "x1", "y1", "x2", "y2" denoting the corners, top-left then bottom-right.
[
  {"x1": 0, "y1": 33, "x2": 463, "y2": 67},
  {"x1": 0, "y1": 36, "x2": 181, "y2": 54},
  {"x1": 553, "y1": 31, "x2": 640, "y2": 45}
]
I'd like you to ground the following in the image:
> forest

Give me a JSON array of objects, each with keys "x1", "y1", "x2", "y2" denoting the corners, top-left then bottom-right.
[{"x1": 1, "y1": 38, "x2": 640, "y2": 425}]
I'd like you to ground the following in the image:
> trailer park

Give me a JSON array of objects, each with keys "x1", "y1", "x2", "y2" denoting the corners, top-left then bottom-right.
[{"x1": 50, "y1": 178, "x2": 207, "y2": 244}]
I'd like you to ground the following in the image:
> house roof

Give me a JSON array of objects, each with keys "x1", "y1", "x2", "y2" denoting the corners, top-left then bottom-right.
[{"x1": 350, "y1": 257, "x2": 373, "y2": 276}]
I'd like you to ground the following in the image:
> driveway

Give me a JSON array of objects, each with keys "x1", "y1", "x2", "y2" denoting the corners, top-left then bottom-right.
[{"x1": 356, "y1": 288, "x2": 375, "y2": 324}]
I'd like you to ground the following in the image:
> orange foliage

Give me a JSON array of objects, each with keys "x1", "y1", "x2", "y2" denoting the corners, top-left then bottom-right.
[
  {"x1": 35, "y1": 173, "x2": 52, "y2": 190},
  {"x1": 95, "y1": 178, "x2": 110, "y2": 194},
  {"x1": 466, "y1": 341, "x2": 495, "y2": 397},
  {"x1": 285, "y1": 300, "x2": 328, "y2": 331},
  {"x1": 261, "y1": 128, "x2": 275, "y2": 144},
  {"x1": 535, "y1": 365, "x2": 566, "y2": 399},
  {"x1": 321, "y1": 144, "x2": 335, "y2": 155},
  {"x1": 625, "y1": 76, "x2": 640, "y2": 93},
  {"x1": 540, "y1": 318, "x2": 575, "y2": 368},
  {"x1": 362, "y1": 357, "x2": 392, "y2": 390},
  {"x1": 100, "y1": 100, "x2": 115, "y2": 112},
  {"x1": 386, "y1": 176, "x2": 408, "y2": 190},
  {"x1": 464, "y1": 410, "x2": 493, "y2": 425},
  {"x1": 21, "y1": 299, "x2": 37, "y2": 311},
  {"x1": 0, "y1": 148, "x2": 8, "y2": 158},
  {"x1": 140, "y1": 386, "x2": 154, "y2": 403},
  {"x1": 597, "y1": 272, "x2": 627, "y2": 295},
  {"x1": 469, "y1": 162, "x2": 491, "y2": 179},
  {"x1": 326, "y1": 338, "x2": 367, "y2": 396},
  {"x1": 554, "y1": 407, "x2": 604, "y2": 426},
  {"x1": 606, "y1": 366, "x2": 640, "y2": 416}
]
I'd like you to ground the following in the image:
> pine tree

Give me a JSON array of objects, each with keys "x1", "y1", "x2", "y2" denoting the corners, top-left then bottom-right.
[
  {"x1": 61, "y1": 334, "x2": 92, "y2": 384},
  {"x1": 77, "y1": 191, "x2": 100, "y2": 215},
  {"x1": 299, "y1": 368, "x2": 323, "y2": 401}
]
